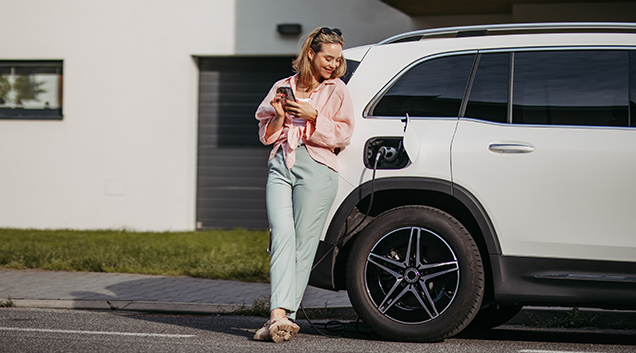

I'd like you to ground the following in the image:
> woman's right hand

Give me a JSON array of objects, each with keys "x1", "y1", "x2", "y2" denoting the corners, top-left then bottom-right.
[
  {"x1": 265, "y1": 92, "x2": 286, "y2": 140},
  {"x1": 271, "y1": 92, "x2": 286, "y2": 119}
]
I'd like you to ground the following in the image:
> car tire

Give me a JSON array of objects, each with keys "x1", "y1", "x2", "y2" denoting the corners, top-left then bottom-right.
[{"x1": 346, "y1": 205, "x2": 484, "y2": 342}]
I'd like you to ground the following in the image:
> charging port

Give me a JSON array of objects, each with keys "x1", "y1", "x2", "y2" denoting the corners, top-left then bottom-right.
[{"x1": 364, "y1": 137, "x2": 410, "y2": 169}]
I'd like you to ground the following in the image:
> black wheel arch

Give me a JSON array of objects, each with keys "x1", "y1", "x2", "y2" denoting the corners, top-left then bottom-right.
[{"x1": 309, "y1": 177, "x2": 501, "y2": 297}]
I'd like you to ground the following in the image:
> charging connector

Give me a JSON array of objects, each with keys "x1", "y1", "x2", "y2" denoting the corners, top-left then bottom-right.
[{"x1": 376, "y1": 146, "x2": 388, "y2": 163}]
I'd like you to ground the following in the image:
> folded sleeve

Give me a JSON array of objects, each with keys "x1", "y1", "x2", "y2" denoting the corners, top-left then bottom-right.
[{"x1": 305, "y1": 83, "x2": 355, "y2": 150}]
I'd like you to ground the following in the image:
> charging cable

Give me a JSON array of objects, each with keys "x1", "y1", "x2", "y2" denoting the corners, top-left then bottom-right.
[{"x1": 309, "y1": 145, "x2": 387, "y2": 274}]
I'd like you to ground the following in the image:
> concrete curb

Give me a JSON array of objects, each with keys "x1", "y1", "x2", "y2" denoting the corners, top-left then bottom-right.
[
  {"x1": 12, "y1": 299, "x2": 356, "y2": 316},
  {"x1": 13, "y1": 299, "x2": 243, "y2": 314}
]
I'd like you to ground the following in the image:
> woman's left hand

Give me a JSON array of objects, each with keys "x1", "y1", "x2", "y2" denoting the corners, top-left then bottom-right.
[{"x1": 284, "y1": 100, "x2": 318, "y2": 124}]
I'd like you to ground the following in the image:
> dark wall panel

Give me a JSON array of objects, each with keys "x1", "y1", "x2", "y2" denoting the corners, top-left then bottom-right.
[{"x1": 197, "y1": 56, "x2": 294, "y2": 229}]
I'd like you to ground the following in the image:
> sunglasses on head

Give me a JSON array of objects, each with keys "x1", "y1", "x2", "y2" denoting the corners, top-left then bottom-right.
[{"x1": 312, "y1": 27, "x2": 342, "y2": 42}]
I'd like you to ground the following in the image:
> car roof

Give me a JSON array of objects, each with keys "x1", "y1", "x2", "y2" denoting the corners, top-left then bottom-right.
[{"x1": 378, "y1": 22, "x2": 636, "y2": 45}]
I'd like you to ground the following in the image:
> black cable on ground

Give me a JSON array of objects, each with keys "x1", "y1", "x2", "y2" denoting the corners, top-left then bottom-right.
[{"x1": 299, "y1": 304, "x2": 346, "y2": 338}]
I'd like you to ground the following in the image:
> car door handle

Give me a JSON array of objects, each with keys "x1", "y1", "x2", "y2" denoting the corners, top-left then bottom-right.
[{"x1": 488, "y1": 143, "x2": 535, "y2": 154}]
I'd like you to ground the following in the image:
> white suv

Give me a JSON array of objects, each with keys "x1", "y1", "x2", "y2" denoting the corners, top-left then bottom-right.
[{"x1": 308, "y1": 22, "x2": 636, "y2": 342}]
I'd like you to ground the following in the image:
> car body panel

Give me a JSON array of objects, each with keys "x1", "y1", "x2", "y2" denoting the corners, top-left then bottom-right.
[
  {"x1": 452, "y1": 119, "x2": 636, "y2": 262},
  {"x1": 321, "y1": 117, "x2": 458, "y2": 241}
]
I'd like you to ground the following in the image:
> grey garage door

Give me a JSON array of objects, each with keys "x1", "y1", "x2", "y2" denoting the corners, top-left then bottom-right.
[{"x1": 197, "y1": 57, "x2": 294, "y2": 229}]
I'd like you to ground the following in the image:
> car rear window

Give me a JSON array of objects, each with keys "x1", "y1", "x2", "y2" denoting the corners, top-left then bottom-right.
[{"x1": 512, "y1": 50, "x2": 629, "y2": 127}]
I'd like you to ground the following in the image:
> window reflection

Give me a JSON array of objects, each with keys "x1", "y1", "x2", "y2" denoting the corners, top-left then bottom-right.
[
  {"x1": 465, "y1": 53, "x2": 509, "y2": 123},
  {"x1": 0, "y1": 61, "x2": 63, "y2": 119},
  {"x1": 371, "y1": 54, "x2": 475, "y2": 117},
  {"x1": 513, "y1": 51, "x2": 628, "y2": 127}
]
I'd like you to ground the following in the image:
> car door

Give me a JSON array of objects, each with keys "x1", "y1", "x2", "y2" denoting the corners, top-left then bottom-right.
[{"x1": 451, "y1": 49, "x2": 636, "y2": 263}]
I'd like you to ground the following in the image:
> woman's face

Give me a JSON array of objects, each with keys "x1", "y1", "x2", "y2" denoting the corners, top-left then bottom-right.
[{"x1": 309, "y1": 43, "x2": 343, "y2": 82}]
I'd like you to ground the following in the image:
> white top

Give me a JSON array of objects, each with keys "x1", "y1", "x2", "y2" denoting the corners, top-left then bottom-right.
[{"x1": 292, "y1": 98, "x2": 311, "y2": 127}]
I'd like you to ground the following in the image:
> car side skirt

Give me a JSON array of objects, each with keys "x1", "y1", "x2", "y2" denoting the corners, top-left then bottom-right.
[{"x1": 492, "y1": 255, "x2": 636, "y2": 309}]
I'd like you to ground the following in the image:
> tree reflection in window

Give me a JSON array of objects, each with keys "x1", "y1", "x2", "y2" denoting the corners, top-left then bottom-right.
[
  {"x1": 13, "y1": 75, "x2": 46, "y2": 105},
  {"x1": 0, "y1": 61, "x2": 63, "y2": 119},
  {"x1": 0, "y1": 75, "x2": 10, "y2": 105}
]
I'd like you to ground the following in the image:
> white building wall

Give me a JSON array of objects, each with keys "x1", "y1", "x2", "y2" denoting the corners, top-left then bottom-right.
[{"x1": 0, "y1": 0, "x2": 235, "y2": 231}]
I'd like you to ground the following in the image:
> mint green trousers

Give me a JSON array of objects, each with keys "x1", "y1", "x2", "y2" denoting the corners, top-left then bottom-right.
[{"x1": 266, "y1": 146, "x2": 338, "y2": 320}]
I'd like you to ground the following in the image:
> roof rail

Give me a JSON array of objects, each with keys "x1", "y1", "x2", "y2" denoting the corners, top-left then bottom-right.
[{"x1": 378, "y1": 22, "x2": 636, "y2": 45}]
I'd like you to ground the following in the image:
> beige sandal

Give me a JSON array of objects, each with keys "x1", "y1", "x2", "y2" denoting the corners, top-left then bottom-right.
[
  {"x1": 268, "y1": 317, "x2": 300, "y2": 343},
  {"x1": 253, "y1": 320, "x2": 273, "y2": 341}
]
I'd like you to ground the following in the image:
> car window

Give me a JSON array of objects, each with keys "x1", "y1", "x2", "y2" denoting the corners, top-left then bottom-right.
[
  {"x1": 512, "y1": 50, "x2": 629, "y2": 127},
  {"x1": 464, "y1": 53, "x2": 509, "y2": 123},
  {"x1": 341, "y1": 59, "x2": 360, "y2": 84},
  {"x1": 370, "y1": 54, "x2": 475, "y2": 117}
]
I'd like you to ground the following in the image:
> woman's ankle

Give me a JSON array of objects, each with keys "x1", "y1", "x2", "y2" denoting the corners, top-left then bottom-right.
[{"x1": 270, "y1": 308, "x2": 287, "y2": 321}]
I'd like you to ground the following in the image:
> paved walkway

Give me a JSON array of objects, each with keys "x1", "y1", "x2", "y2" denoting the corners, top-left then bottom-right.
[{"x1": 0, "y1": 269, "x2": 351, "y2": 313}]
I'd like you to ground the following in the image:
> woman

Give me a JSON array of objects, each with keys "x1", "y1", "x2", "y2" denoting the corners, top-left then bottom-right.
[{"x1": 254, "y1": 27, "x2": 354, "y2": 343}]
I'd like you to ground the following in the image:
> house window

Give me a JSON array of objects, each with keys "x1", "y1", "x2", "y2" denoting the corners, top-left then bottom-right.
[{"x1": 0, "y1": 61, "x2": 63, "y2": 119}]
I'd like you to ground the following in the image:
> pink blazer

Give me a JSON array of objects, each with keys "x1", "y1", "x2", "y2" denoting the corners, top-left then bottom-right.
[{"x1": 256, "y1": 75, "x2": 354, "y2": 172}]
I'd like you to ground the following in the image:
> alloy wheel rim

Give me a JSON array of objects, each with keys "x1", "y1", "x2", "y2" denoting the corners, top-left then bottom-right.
[{"x1": 363, "y1": 226, "x2": 460, "y2": 324}]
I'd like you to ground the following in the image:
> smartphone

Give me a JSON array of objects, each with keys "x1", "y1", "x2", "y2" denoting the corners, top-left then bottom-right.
[{"x1": 277, "y1": 86, "x2": 296, "y2": 103}]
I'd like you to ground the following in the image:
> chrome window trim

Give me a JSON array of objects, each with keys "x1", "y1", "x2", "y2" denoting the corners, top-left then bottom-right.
[
  {"x1": 363, "y1": 50, "x2": 478, "y2": 120},
  {"x1": 459, "y1": 117, "x2": 636, "y2": 131},
  {"x1": 508, "y1": 52, "x2": 514, "y2": 124},
  {"x1": 366, "y1": 116, "x2": 461, "y2": 121}
]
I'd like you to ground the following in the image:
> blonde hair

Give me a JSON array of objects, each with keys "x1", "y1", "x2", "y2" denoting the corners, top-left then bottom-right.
[{"x1": 292, "y1": 27, "x2": 346, "y2": 89}]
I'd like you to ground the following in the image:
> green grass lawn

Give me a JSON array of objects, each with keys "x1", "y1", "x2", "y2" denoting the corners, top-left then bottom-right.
[{"x1": 0, "y1": 228, "x2": 270, "y2": 283}]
